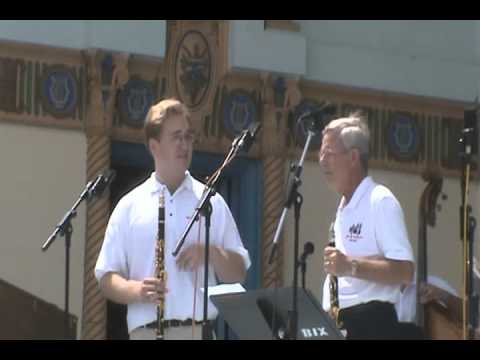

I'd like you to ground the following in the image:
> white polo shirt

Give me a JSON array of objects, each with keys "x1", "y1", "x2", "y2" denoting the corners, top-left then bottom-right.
[
  {"x1": 95, "y1": 171, "x2": 251, "y2": 334},
  {"x1": 322, "y1": 176, "x2": 414, "y2": 312}
]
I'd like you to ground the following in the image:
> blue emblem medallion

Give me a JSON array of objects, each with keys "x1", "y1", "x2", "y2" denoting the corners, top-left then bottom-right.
[
  {"x1": 387, "y1": 112, "x2": 420, "y2": 161},
  {"x1": 222, "y1": 89, "x2": 257, "y2": 138},
  {"x1": 41, "y1": 66, "x2": 78, "y2": 118},
  {"x1": 119, "y1": 77, "x2": 155, "y2": 128}
]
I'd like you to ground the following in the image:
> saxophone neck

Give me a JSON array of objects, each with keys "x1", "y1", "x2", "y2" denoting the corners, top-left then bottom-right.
[
  {"x1": 159, "y1": 189, "x2": 165, "y2": 207},
  {"x1": 328, "y1": 221, "x2": 335, "y2": 247},
  {"x1": 156, "y1": 188, "x2": 166, "y2": 340}
]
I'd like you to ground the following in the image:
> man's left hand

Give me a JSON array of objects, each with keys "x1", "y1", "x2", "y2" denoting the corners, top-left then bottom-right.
[
  {"x1": 324, "y1": 246, "x2": 352, "y2": 277},
  {"x1": 176, "y1": 244, "x2": 206, "y2": 271}
]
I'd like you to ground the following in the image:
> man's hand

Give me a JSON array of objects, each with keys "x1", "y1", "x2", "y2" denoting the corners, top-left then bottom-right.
[
  {"x1": 324, "y1": 246, "x2": 352, "y2": 276},
  {"x1": 175, "y1": 244, "x2": 246, "y2": 283},
  {"x1": 176, "y1": 244, "x2": 205, "y2": 271},
  {"x1": 419, "y1": 283, "x2": 448, "y2": 305},
  {"x1": 137, "y1": 277, "x2": 168, "y2": 304}
]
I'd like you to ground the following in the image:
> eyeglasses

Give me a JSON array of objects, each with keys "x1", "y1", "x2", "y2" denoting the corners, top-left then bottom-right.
[
  {"x1": 168, "y1": 131, "x2": 195, "y2": 145},
  {"x1": 318, "y1": 148, "x2": 349, "y2": 160}
]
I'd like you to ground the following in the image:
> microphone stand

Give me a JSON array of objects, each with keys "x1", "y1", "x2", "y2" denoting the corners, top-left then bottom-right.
[
  {"x1": 200, "y1": 197, "x2": 213, "y2": 340},
  {"x1": 41, "y1": 179, "x2": 95, "y2": 340},
  {"x1": 459, "y1": 126, "x2": 479, "y2": 340},
  {"x1": 268, "y1": 127, "x2": 317, "y2": 340},
  {"x1": 299, "y1": 251, "x2": 307, "y2": 290},
  {"x1": 172, "y1": 128, "x2": 254, "y2": 340}
]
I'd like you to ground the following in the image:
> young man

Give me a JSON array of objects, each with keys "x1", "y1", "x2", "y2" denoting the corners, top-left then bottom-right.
[{"x1": 95, "y1": 98, "x2": 251, "y2": 340}]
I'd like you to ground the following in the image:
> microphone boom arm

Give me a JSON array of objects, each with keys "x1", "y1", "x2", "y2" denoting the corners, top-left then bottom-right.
[{"x1": 268, "y1": 129, "x2": 315, "y2": 264}]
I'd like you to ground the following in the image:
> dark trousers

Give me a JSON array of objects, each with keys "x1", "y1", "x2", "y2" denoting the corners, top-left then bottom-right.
[{"x1": 338, "y1": 301, "x2": 425, "y2": 340}]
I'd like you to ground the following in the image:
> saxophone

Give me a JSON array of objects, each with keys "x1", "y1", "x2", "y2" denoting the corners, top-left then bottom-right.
[
  {"x1": 328, "y1": 221, "x2": 342, "y2": 327},
  {"x1": 155, "y1": 189, "x2": 166, "y2": 340}
]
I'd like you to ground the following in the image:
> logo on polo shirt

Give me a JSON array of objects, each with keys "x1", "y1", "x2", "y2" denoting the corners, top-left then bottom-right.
[{"x1": 347, "y1": 223, "x2": 362, "y2": 242}]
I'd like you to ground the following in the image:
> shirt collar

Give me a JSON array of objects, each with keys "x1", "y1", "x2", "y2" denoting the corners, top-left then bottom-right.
[
  {"x1": 341, "y1": 176, "x2": 374, "y2": 211},
  {"x1": 149, "y1": 170, "x2": 194, "y2": 195}
]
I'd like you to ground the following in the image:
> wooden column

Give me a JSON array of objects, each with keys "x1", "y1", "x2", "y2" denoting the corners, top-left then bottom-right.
[
  {"x1": 261, "y1": 154, "x2": 287, "y2": 288},
  {"x1": 260, "y1": 74, "x2": 302, "y2": 288},
  {"x1": 80, "y1": 50, "x2": 129, "y2": 340}
]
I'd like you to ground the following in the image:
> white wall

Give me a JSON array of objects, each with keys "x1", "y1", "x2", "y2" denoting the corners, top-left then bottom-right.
[
  {"x1": 229, "y1": 20, "x2": 480, "y2": 102},
  {"x1": 297, "y1": 20, "x2": 480, "y2": 102},
  {"x1": 0, "y1": 20, "x2": 166, "y2": 58},
  {"x1": 0, "y1": 122, "x2": 87, "y2": 338},
  {"x1": 229, "y1": 20, "x2": 306, "y2": 76},
  {"x1": 282, "y1": 160, "x2": 479, "y2": 304}
]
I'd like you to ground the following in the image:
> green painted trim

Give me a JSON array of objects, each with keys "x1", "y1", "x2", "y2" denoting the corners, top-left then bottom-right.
[
  {"x1": 34, "y1": 61, "x2": 40, "y2": 117},
  {"x1": 18, "y1": 62, "x2": 24, "y2": 113},
  {"x1": 78, "y1": 66, "x2": 84, "y2": 122},
  {"x1": 26, "y1": 61, "x2": 32, "y2": 114}
]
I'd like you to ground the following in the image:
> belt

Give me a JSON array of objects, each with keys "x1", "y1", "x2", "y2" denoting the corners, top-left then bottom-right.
[{"x1": 143, "y1": 319, "x2": 205, "y2": 329}]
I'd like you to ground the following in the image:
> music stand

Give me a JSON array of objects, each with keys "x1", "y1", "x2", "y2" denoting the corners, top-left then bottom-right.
[{"x1": 211, "y1": 286, "x2": 345, "y2": 340}]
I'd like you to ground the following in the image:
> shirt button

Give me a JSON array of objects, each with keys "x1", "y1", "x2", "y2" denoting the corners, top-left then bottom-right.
[{"x1": 169, "y1": 213, "x2": 172, "y2": 217}]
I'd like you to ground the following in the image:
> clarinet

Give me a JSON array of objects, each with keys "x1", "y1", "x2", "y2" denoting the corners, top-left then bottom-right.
[
  {"x1": 155, "y1": 189, "x2": 166, "y2": 340},
  {"x1": 328, "y1": 221, "x2": 342, "y2": 327}
]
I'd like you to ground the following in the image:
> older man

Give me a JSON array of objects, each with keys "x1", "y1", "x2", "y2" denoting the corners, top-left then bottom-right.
[{"x1": 319, "y1": 112, "x2": 415, "y2": 339}]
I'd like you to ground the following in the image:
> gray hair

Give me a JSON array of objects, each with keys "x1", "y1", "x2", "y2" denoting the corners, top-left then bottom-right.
[{"x1": 323, "y1": 111, "x2": 370, "y2": 171}]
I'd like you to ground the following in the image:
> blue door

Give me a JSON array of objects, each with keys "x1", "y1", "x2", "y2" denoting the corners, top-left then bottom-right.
[{"x1": 190, "y1": 151, "x2": 262, "y2": 291}]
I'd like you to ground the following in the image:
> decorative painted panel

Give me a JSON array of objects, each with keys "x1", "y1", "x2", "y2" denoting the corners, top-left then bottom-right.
[
  {"x1": 0, "y1": 45, "x2": 85, "y2": 129},
  {"x1": 117, "y1": 76, "x2": 156, "y2": 129},
  {"x1": 221, "y1": 88, "x2": 259, "y2": 139},
  {"x1": 39, "y1": 64, "x2": 79, "y2": 118},
  {"x1": 174, "y1": 30, "x2": 212, "y2": 110},
  {"x1": 0, "y1": 57, "x2": 23, "y2": 113},
  {"x1": 291, "y1": 82, "x2": 474, "y2": 177}
]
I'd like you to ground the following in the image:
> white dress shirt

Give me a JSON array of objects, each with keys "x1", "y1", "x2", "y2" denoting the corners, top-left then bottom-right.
[{"x1": 95, "y1": 171, "x2": 251, "y2": 333}]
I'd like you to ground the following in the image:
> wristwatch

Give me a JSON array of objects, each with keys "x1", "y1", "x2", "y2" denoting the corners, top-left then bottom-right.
[{"x1": 351, "y1": 259, "x2": 359, "y2": 277}]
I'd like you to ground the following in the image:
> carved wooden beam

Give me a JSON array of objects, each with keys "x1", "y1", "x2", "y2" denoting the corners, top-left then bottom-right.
[
  {"x1": 104, "y1": 52, "x2": 130, "y2": 133},
  {"x1": 82, "y1": 49, "x2": 105, "y2": 137}
]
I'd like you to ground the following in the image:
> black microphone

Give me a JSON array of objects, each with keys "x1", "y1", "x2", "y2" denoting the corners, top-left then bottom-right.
[
  {"x1": 237, "y1": 122, "x2": 262, "y2": 152},
  {"x1": 299, "y1": 103, "x2": 337, "y2": 133},
  {"x1": 299, "y1": 241, "x2": 315, "y2": 265},
  {"x1": 297, "y1": 241, "x2": 315, "y2": 271},
  {"x1": 87, "y1": 169, "x2": 116, "y2": 199}
]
